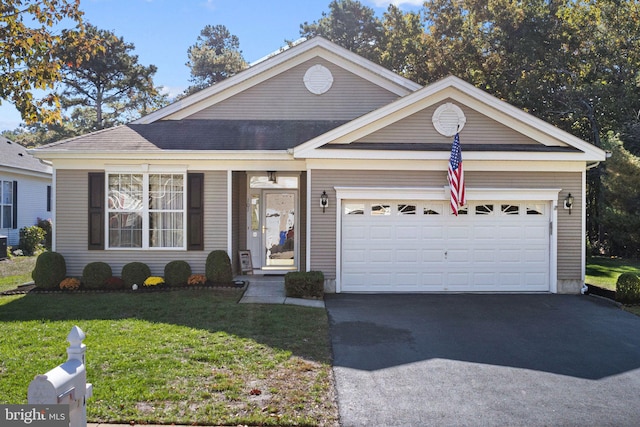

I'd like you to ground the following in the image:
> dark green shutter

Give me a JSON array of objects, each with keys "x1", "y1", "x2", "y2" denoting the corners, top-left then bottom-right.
[
  {"x1": 12, "y1": 181, "x2": 17, "y2": 229},
  {"x1": 187, "y1": 173, "x2": 204, "y2": 251},
  {"x1": 88, "y1": 172, "x2": 105, "y2": 250}
]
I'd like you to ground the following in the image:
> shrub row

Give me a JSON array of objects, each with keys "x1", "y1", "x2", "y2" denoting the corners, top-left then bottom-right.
[{"x1": 31, "y1": 250, "x2": 234, "y2": 291}]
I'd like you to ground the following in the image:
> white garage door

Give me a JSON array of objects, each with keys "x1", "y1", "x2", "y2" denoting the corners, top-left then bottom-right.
[{"x1": 341, "y1": 200, "x2": 550, "y2": 292}]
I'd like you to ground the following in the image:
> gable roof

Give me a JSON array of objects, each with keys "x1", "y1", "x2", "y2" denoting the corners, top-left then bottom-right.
[
  {"x1": 0, "y1": 137, "x2": 52, "y2": 176},
  {"x1": 133, "y1": 37, "x2": 421, "y2": 124},
  {"x1": 293, "y1": 76, "x2": 607, "y2": 162}
]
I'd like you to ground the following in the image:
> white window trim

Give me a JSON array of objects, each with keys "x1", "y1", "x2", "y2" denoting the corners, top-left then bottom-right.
[{"x1": 105, "y1": 167, "x2": 188, "y2": 250}]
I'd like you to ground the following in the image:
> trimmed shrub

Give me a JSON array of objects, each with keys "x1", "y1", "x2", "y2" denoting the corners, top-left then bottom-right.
[
  {"x1": 19, "y1": 225, "x2": 45, "y2": 255},
  {"x1": 164, "y1": 260, "x2": 192, "y2": 287},
  {"x1": 37, "y1": 218, "x2": 52, "y2": 250},
  {"x1": 82, "y1": 262, "x2": 112, "y2": 289},
  {"x1": 616, "y1": 273, "x2": 640, "y2": 304},
  {"x1": 60, "y1": 277, "x2": 81, "y2": 291},
  {"x1": 104, "y1": 276, "x2": 125, "y2": 290},
  {"x1": 285, "y1": 271, "x2": 324, "y2": 299},
  {"x1": 32, "y1": 251, "x2": 66, "y2": 289},
  {"x1": 121, "y1": 262, "x2": 151, "y2": 287},
  {"x1": 206, "y1": 250, "x2": 233, "y2": 284}
]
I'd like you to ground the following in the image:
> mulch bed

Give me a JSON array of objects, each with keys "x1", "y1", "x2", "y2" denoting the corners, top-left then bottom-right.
[
  {"x1": 0, "y1": 281, "x2": 247, "y2": 296},
  {"x1": 585, "y1": 284, "x2": 616, "y2": 300}
]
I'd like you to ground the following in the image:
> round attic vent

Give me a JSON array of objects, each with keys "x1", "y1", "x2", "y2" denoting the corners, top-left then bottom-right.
[
  {"x1": 303, "y1": 64, "x2": 334, "y2": 95},
  {"x1": 432, "y1": 103, "x2": 466, "y2": 137}
]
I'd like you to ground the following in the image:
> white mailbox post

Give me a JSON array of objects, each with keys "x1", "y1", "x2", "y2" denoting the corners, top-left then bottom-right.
[{"x1": 28, "y1": 326, "x2": 93, "y2": 427}]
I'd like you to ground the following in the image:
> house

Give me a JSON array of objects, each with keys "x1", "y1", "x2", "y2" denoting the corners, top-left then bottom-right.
[
  {"x1": 0, "y1": 136, "x2": 52, "y2": 247},
  {"x1": 33, "y1": 37, "x2": 606, "y2": 293}
]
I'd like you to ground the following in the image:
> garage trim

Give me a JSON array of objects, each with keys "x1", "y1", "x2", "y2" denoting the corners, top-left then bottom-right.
[{"x1": 334, "y1": 186, "x2": 561, "y2": 293}]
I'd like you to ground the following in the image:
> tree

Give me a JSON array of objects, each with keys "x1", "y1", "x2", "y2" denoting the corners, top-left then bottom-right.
[
  {"x1": 599, "y1": 133, "x2": 640, "y2": 258},
  {"x1": 0, "y1": 0, "x2": 97, "y2": 124},
  {"x1": 300, "y1": 0, "x2": 382, "y2": 61},
  {"x1": 377, "y1": 5, "x2": 426, "y2": 82},
  {"x1": 184, "y1": 25, "x2": 248, "y2": 95},
  {"x1": 57, "y1": 24, "x2": 168, "y2": 131}
]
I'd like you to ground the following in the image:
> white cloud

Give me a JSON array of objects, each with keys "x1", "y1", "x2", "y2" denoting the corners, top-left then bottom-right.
[{"x1": 159, "y1": 85, "x2": 186, "y2": 100}]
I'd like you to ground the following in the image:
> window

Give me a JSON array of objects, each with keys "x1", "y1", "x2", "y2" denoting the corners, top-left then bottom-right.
[
  {"x1": 424, "y1": 204, "x2": 441, "y2": 215},
  {"x1": 475, "y1": 204, "x2": 494, "y2": 215},
  {"x1": 398, "y1": 204, "x2": 416, "y2": 215},
  {"x1": 344, "y1": 203, "x2": 364, "y2": 215},
  {"x1": 1, "y1": 180, "x2": 14, "y2": 229},
  {"x1": 526, "y1": 204, "x2": 544, "y2": 215},
  {"x1": 107, "y1": 173, "x2": 185, "y2": 249},
  {"x1": 371, "y1": 203, "x2": 391, "y2": 216},
  {"x1": 501, "y1": 204, "x2": 519, "y2": 215}
]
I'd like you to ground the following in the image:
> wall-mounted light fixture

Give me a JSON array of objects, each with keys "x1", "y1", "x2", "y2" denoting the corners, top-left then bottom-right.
[
  {"x1": 320, "y1": 191, "x2": 329, "y2": 213},
  {"x1": 564, "y1": 193, "x2": 574, "y2": 213},
  {"x1": 267, "y1": 171, "x2": 277, "y2": 183}
]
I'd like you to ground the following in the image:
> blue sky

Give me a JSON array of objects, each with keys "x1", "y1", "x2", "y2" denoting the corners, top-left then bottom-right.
[{"x1": 0, "y1": 0, "x2": 423, "y2": 131}]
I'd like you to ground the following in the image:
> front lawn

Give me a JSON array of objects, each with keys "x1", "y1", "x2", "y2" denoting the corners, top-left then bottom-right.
[
  {"x1": 585, "y1": 256, "x2": 640, "y2": 291},
  {"x1": 0, "y1": 256, "x2": 37, "y2": 292},
  {"x1": 0, "y1": 290, "x2": 338, "y2": 426}
]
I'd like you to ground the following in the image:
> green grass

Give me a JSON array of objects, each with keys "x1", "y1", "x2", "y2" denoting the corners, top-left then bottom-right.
[
  {"x1": 585, "y1": 256, "x2": 640, "y2": 291},
  {"x1": 0, "y1": 256, "x2": 37, "y2": 292},
  {"x1": 0, "y1": 290, "x2": 338, "y2": 426},
  {"x1": 625, "y1": 305, "x2": 640, "y2": 316}
]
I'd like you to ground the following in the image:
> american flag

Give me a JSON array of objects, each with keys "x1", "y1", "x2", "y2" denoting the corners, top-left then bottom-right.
[{"x1": 448, "y1": 133, "x2": 465, "y2": 216}]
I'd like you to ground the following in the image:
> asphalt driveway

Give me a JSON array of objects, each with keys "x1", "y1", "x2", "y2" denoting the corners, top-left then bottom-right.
[{"x1": 325, "y1": 294, "x2": 640, "y2": 427}]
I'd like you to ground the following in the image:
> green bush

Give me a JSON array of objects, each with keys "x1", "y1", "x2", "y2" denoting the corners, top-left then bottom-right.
[
  {"x1": 32, "y1": 251, "x2": 66, "y2": 289},
  {"x1": 285, "y1": 271, "x2": 324, "y2": 299},
  {"x1": 164, "y1": 260, "x2": 192, "y2": 287},
  {"x1": 206, "y1": 250, "x2": 233, "y2": 284},
  {"x1": 37, "y1": 218, "x2": 52, "y2": 250},
  {"x1": 82, "y1": 262, "x2": 113, "y2": 289},
  {"x1": 19, "y1": 225, "x2": 46, "y2": 255},
  {"x1": 121, "y1": 262, "x2": 151, "y2": 288},
  {"x1": 616, "y1": 273, "x2": 640, "y2": 304}
]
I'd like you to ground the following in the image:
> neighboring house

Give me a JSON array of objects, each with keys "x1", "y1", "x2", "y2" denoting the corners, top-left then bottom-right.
[
  {"x1": 0, "y1": 136, "x2": 53, "y2": 247},
  {"x1": 33, "y1": 37, "x2": 606, "y2": 294}
]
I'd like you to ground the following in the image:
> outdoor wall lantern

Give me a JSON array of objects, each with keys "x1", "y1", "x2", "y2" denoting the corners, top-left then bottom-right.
[
  {"x1": 320, "y1": 191, "x2": 329, "y2": 213},
  {"x1": 564, "y1": 193, "x2": 574, "y2": 213},
  {"x1": 267, "y1": 171, "x2": 277, "y2": 183}
]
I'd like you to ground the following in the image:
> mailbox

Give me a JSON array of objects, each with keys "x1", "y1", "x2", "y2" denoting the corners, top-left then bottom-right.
[{"x1": 28, "y1": 326, "x2": 93, "y2": 427}]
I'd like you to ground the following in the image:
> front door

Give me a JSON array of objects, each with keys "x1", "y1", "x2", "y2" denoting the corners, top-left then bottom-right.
[
  {"x1": 263, "y1": 191, "x2": 296, "y2": 268},
  {"x1": 247, "y1": 174, "x2": 299, "y2": 272}
]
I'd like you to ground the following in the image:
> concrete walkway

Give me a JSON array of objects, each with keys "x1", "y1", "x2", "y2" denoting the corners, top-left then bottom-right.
[{"x1": 237, "y1": 274, "x2": 325, "y2": 308}]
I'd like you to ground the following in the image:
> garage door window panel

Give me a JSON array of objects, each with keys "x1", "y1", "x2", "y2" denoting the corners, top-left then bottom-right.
[
  {"x1": 501, "y1": 204, "x2": 520, "y2": 215},
  {"x1": 475, "y1": 204, "x2": 494, "y2": 215},
  {"x1": 398, "y1": 204, "x2": 416, "y2": 215},
  {"x1": 371, "y1": 203, "x2": 391, "y2": 216}
]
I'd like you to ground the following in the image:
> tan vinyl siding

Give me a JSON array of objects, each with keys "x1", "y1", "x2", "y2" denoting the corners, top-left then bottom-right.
[
  {"x1": 355, "y1": 99, "x2": 541, "y2": 145},
  {"x1": 55, "y1": 169, "x2": 228, "y2": 277},
  {"x1": 310, "y1": 169, "x2": 581, "y2": 281},
  {"x1": 186, "y1": 57, "x2": 400, "y2": 121}
]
